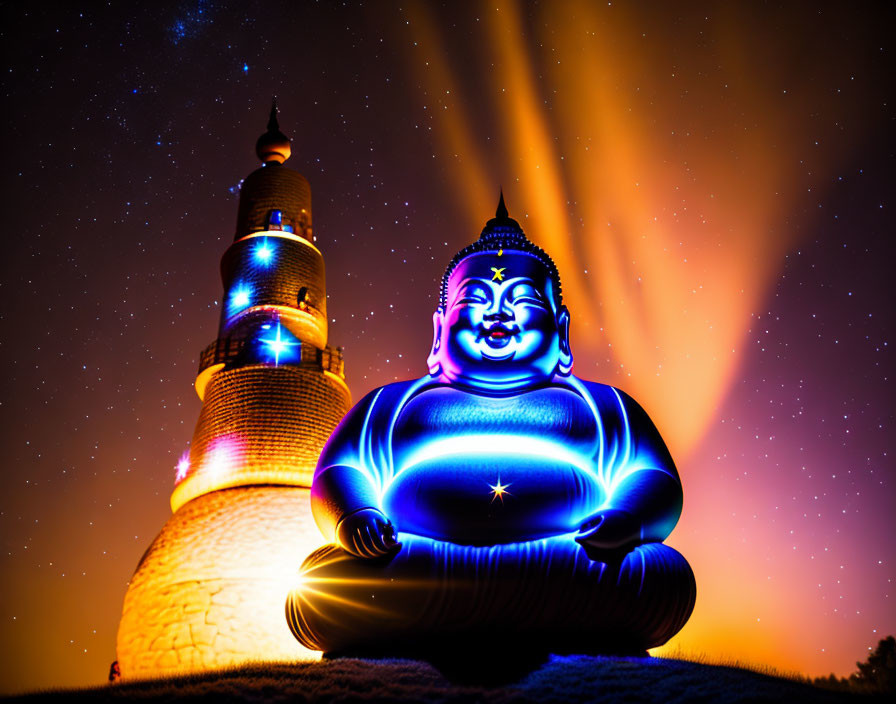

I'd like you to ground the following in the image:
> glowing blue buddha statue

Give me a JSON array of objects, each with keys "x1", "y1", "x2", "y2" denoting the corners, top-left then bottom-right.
[{"x1": 286, "y1": 196, "x2": 696, "y2": 655}]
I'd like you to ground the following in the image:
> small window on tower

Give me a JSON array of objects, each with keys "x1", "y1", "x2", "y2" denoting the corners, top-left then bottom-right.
[
  {"x1": 297, "y1": 287, "x2": 308, "y2": 310},
  {"x1": 267, "y1": 210, "x2": 283, "y2": 231}
]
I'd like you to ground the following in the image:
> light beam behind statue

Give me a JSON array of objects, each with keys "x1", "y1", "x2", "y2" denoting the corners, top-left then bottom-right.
[{"x1": 286, "y1": 196, "x2": 696, "y2": 655}]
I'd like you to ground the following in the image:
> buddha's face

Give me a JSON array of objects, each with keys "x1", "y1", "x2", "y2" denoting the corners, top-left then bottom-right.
[{"x1": 428, "y1": 251, "x2": 572, "y2": 392}]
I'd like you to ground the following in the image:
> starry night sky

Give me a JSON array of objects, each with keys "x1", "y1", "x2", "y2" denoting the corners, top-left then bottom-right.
[{"x1": 1, "y1": 0, "x2": 893, "y2": 694}]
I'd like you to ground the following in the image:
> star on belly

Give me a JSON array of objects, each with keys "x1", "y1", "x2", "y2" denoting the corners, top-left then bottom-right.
[{"x1": 488, "y1": 478, "x2": 512, "y2": 503}]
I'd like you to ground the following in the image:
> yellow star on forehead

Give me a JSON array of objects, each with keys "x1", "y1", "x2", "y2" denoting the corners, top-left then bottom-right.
[
  {"x1": 488, "y1": 478, "x2": 512, "y2": 504},
  {"x1": 490, "y1": 266, "x2": 506, "y2": 282}
]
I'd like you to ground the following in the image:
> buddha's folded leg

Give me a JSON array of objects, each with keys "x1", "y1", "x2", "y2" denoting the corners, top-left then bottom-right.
[
  {"x1": 286, "y1": 536, "x2": 695, "y2": 653},
  {"x1": 285, "y1": 541, "x2": 441, "y2": 652},
  {"x1": 575, "y1": 541, "x2": 697, "y2": 650}
]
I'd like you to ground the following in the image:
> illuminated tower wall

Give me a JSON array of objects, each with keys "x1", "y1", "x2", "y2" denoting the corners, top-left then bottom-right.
[{"x1": 116, "y1": 105, "x2": 351, "y2": 679}]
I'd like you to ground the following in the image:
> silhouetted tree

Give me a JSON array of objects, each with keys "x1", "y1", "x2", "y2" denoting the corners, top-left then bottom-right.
[
  {"x1": 849, "y1": 635, "x2": 895, "y2": 693},
  {"x1": 816, "y1": 636, "x2": 896, "y2": 693},
  {"x1": 813, "y1": 636, "x2": 896, "y2": 694}
]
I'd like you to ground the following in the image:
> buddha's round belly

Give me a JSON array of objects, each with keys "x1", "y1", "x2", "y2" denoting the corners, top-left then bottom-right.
[{"x1": 382, "y1": 455, "x2": 602, "y2": 545}]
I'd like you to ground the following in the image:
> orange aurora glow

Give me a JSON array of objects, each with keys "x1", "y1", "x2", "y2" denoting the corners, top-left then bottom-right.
[{"x1": 400, "y1": 0, "x2": 862, "y2": 675}]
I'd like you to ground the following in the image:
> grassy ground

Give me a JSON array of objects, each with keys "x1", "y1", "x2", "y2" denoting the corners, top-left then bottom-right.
[{"x1": 6, "y1": 654, "x2": 886, "y2": 703}]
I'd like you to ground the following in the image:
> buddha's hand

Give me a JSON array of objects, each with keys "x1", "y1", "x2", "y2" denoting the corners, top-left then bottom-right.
[
  {"x1": 575, "y1": 508, "x2": 641, "y2": 561},
  {"x1": 336, "y1": 508, "x2": 401, "y2": 560}
]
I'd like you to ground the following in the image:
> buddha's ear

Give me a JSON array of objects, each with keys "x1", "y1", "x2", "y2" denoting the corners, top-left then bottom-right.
[
  {"x1": 427, "y1": 307, "x2": 445, "y2": 376},
  {"x1": 557, "y1": 306, "x2": 573, "y2": 376}
]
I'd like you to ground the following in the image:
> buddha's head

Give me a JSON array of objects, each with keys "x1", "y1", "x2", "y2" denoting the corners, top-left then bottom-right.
[{"x1": 428, "y1": 195, "x2": 573, "y2": 393}]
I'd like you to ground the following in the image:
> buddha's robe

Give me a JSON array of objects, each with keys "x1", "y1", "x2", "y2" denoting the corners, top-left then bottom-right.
[{"x1": 287, "y1": 376, "x2": 695, "y2": 653}]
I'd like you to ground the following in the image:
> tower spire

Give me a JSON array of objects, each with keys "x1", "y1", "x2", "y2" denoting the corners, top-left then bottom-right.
[
  {"x1": 268, "y1": 97, "x2": 280, "y2": 132},
  {"x1": 255, "y1": 98, "x2": 291, "y2": 164}
]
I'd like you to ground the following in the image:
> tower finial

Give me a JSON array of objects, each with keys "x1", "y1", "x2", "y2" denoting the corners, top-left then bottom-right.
[
  {"x1": 267, "y1": 97, "x2": 279, "y2": 132},
  {"x1": 256, "y1": 98, "x2": 291, "y2": 164},
  {"x1": 496, "y1": 189, "x2": 508, "y2": 220}
]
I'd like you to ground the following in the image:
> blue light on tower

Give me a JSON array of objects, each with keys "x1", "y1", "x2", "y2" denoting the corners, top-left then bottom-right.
[
  {"x1": 228, "y1": 283, "x2": 253, "y2": 314},
  {"x1": 260, "y1": 322, "x2": 300, "y2": 366},
  {"x1": 254, "y1": 238, "x2": 275, "y2": 265}
]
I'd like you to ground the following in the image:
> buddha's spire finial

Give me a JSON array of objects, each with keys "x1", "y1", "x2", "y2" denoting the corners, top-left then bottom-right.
[
  {"x1": 255, "y1": 97, "x2": 291, "y2": 164},
  {"x1": 496, "y1": 189, "x2": 509, "y2": 220},
  {"x1": 480, "y1": 189, "x2": 523, "y2": 238}
]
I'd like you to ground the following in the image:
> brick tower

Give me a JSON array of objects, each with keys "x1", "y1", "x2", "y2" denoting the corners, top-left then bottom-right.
[{"x1": 116, "y1": 103, "x2": 352, "y2": 679}]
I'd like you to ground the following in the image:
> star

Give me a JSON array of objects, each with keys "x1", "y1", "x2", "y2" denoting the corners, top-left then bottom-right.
[
  {"x1": 490, "y1": 266, "x2": 506, "y2": 281},
  {"x1": 488, "y1": 478, "x2": 512, "y2": 503}
]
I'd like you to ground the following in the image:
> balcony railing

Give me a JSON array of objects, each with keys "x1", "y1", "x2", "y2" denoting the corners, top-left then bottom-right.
[{"x1": 198, "y1": 334, "x2": 345, "y2": 378}]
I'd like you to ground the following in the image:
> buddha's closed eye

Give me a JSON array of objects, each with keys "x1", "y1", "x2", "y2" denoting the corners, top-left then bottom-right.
[
  {"x1": 456, "y1": 283, "x2": 490, "y2": 305},
  {"x1": 509, "y1": 282, "x2": 545, "y2": 305}
]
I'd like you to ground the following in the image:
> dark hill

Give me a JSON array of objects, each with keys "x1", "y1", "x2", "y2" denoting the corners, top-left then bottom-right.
[{"x1": 6, "y1": 655, "x2": 886, "y2": 703}]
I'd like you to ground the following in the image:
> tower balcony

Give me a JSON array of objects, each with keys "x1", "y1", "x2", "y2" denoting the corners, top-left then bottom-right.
[{"x1": 196, "y1": 331, "x2": 345, "y2": 401}]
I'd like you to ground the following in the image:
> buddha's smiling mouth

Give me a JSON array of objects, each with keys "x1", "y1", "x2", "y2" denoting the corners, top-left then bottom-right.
[
  {"x1": 472, "y1": 325, "x2": 519, "y2": 360},
  {"x1": 478, "y1": 324, "x2": 519, "y2": 350}
]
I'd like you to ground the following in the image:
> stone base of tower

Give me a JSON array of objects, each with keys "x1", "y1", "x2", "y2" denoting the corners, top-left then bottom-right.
[{"x1": 117, "y1": 486, "x2": 322, "y2": 680}]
